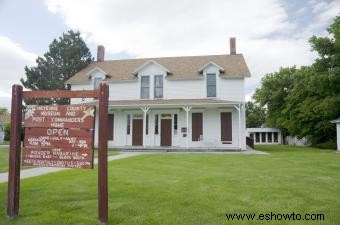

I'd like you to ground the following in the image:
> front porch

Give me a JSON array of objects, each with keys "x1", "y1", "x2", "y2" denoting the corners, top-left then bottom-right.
[
  {"x1": 111, "y1": 146, "x2": 243, "y2": 152},
  {"x1": 92, "y1": 98, "x2": 247, "y2": 150}
]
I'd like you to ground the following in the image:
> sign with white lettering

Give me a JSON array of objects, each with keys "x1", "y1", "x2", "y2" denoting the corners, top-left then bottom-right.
[
  {"x1": 22, "y1": 105, "x2": 96, "y2": 169},
  {"x1": 24, "y1": 128, "x2": 93, "y2": 148},
  {"x1": 24, "y1": 105, "x2": 95, "y2": 128}
]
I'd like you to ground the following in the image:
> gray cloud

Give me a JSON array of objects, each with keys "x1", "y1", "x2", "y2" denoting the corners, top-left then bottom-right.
[
  {"x1": 46, "y1": 0, "x2": 333, "y2": 98},
  {"x1": 0, "y1": 36, "x2": 36, "y2": 110}
]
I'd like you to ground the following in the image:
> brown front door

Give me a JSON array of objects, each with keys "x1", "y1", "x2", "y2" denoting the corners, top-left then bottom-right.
[
  {"x1": 108, "y1": 114, "x2": 114, "y2": 140},
  {"x1": 221, "y1": 112, "x2": 232, "y2": 143},
  {"x1": 192, "y1": 113, "x2": 203, "y2": 141},
  {"x1": 161, "y1": 119, "x2": 172, "y2": 146},
  {"x1": 132, "y1": 119, "x2": 143, "y2": 146}
]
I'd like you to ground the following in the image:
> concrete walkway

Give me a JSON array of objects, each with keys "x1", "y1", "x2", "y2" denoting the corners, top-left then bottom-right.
[
  {"x1": 0, "y1": 149, "x2": 267, "y2": 183},
  {"x1": 0, "y1": 152, "x2": 146, "y2": 183}
]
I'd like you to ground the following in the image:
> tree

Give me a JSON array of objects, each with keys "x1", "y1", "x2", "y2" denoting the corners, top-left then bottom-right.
[
  {"x1": 3, "y1": 122, "x2": 24, "y2": 141},
  {"x1": 253, "y1": 66, "x2": 297, "y2": 128},
  {"x1": 245, "y1": 101, "x2": 266, "y2": 128},
  {"x1": 0, "y1": 107, "x2": 7, "y2": 115},
  {"x1": 21, "y1": 30, "x2": 93, "y2": 105},
  {"x1": 3, "y1": 122, "x2": 10, "y2": 141},
  {"x1": 254, "y1": 16, "x2": 340, "y2": 146}
]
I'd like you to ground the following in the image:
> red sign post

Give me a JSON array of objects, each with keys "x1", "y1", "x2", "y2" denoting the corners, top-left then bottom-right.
[{"x1": 7, "y1": 84, "x2": 109, "y2": 225}]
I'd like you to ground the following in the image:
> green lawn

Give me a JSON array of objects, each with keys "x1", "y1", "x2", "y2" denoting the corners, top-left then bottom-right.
[
  {"x1": 0, "y1": 140, "x2": 9, "y2": 145},
  {"x1": 0, "y1": 147, "x2": 119, "y2": 173},
  {"x1": 0, "y1": 145, "x2": 339, "y2": 225}
]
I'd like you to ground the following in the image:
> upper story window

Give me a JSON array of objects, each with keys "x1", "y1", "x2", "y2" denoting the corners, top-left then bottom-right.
[
  {"x1": 154, "y1": 75, "x2": 163, "y2": 98},
  {"x1": 141, "y1": 76, "x2": 150, "y2": 99},
  {"x1": 207, "y1": 73, "x2": 216, "y2": 97},
  {"x1": 93, "y1": 77, "x2": 102, "y2": 90}
]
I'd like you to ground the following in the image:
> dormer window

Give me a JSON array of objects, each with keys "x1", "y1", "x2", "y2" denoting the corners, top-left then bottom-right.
[
  {"x1": 154, "y1": 75, "x2": 163, "y2": 98},
  {"x1": 141, "y1": 76, "x2": 150, "y2": 99},
  {"x1": 93, "y1": 77, "x2": 103, "y2": 90},
  {"x1": 89, "y1": 67, "x2": 107, "y2": 90},
  {"x1": 207, "y1": 73, "x2": 216, "y2": 97}
]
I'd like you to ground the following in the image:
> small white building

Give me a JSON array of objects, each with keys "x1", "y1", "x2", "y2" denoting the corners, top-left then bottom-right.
[
  {"x1": 0, "y1": 113, "x2": 10, "y2": 144},
  {"x1": 331, "y1": 118, "x2": 340, "y2": 152},
  {"x1": 246, "y1": 127, "x2": 282, "y2": 145},
  {"x1": 285, "y1": 136, "x2": 310, "y2": 147},
  {"x1": 66, "y1": 38, "x2": 251, "y2": 150},
  {"x1": 0, "y1": 124, "x2": 4, "y2": 143}
]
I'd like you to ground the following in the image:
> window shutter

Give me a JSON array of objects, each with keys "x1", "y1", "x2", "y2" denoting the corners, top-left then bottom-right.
[{"x1": 108, "y1": 114, "x2": 114, "y2": 140}]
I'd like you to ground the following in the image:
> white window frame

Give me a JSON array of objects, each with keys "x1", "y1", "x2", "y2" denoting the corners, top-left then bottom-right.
[
  {"x1": 206, "y1": 73, "x2": 217, "y2": 98},
  {"x1": 93, "y1": 77, "x2": 103, "y2": 90},
  {"x1": 140, "y1": 75, "x2": 150, "y2": 99},
  {"x1": 154, "y1": 75, "x2": 164, "y2": 99}
]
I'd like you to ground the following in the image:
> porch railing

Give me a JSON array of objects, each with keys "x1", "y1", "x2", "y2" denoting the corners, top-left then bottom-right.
[{"x1": 246, "y1": 136, "x2": 254, "y2": 149}]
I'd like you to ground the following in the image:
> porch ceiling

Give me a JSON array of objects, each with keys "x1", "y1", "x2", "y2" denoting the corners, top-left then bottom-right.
[{"x1": 104, "y1": 98, "x2": 242, "y2": 109}]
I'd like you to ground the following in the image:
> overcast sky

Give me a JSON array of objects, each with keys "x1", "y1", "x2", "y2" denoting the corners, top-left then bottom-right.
[{"x1": 0, "y1": 0, "x2": 339, "y2": 110}]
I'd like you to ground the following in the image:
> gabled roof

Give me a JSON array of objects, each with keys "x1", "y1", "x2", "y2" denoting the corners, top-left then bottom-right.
[
  {"x1": 331, "y1": 118, "x2": 340, "y2": 123},
  {"x1": 132, "y1": 60, "x2": 171, "y2": 75},
  {"x1": 198, "y1": 61, "x2": 225, "y2": 73},
  {"x1": 87, "y1": 66, "x2": 108, "y2": 76},
  {"x1": 87, "y1": 66, "x2": 112, "y2": 79},
  {"x1": 65, "y1": 54, "x2": 251, "y2": 84}
]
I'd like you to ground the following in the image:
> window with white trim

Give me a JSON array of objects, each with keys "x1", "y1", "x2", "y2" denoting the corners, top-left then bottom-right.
[
  {"x1": 274, "y1": 132, "x2": 278, "y2": 143},
  {"x1": 126, "y1": 115, "x2": 131, "y2": 134},
  {"x1": 93, "y1": 77, "x2": 102, "y2": 90},
  {"x1": 174, "y1": 114, "x2": 178, "y2": 135},
  {"x1": 207, "y1": 73, "x2": 216, "y2": 97},
  {"x1": 141, "y1": 76, "x2": 150, "y2": 99},
  {"x1": 155, "y1": 114, "x2": 159, "y2": 134},
  {"x1": 146, "y1": 114, "x2": 149, "y2": 135},
  {"x1": 154, "y1": 75, "x2": 163, "y2": 98}
]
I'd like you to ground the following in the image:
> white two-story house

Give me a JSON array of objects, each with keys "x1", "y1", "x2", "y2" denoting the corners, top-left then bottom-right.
[{"x1": 66, "y1": 38, "x2": 250, "y2": 150}]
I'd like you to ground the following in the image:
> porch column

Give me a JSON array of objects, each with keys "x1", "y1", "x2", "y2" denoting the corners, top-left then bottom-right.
[
  {"x1": 234, "y1": 104, "x2": 241, "y2": 150},
  {"x1": 337, "y1": 123, "x2": 340, "y2": 151},
  {"x1": 141, "y1": 106, "x2": 150, "y2": 148},
  {"x1": 182, "y1": 106, "x2": 192, "y2": 149}
]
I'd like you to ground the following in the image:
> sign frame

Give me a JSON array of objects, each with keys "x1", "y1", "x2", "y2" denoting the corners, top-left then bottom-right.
[{"x1": 7, "y1": 84, "x2": 109, "y2": 225}]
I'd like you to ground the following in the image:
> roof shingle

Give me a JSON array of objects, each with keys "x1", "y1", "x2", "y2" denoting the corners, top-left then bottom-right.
[{"x1": 65, "y1": 54, "x2": 250, "y2": 84}]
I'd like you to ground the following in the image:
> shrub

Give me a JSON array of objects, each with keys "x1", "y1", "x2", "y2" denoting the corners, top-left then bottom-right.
[
  {"x1": 3, "y1": 122, "x2": 24, "y2": 141},
  {"x1": 3, "y1": 122, "x2": 10, "y2": 141},
  {"x1": 314, "y1": 140, "x2": 337, "y2": 149}
]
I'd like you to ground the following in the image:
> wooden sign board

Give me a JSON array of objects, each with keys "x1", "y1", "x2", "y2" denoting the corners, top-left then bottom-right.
[
  {"x1": 24, "y1": 128, "x2": 93, "y2": 148},
  {"x1": 24, "y1": 105, "x2": 95, "y2": 128},
  {"x1": 22, "y1": 105, "x2": 95, "y2": 169},
  {"x1": 22, "y1": 148, "x2": 93, "y2": 169}
]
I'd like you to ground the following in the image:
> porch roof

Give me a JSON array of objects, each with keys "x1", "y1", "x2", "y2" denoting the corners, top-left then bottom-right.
[
  {"x1": 331, "y1": 118, "x2": 340, "y2": 123},
  {"x1": 101, "y1": 98, "x2": 242, "y2": 109}
]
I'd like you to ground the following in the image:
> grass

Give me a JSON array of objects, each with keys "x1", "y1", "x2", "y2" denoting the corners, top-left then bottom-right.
[
  {"x1": 0, "y1": 140, "x2": 9, "y2": 145},
  {"x1": 254, "y1": 144, "x2": 335, "y2": 153},
  {"x1": 0, "y1": 147, "x2": 119, "y2": 173},
  {"x1": 0, "y1": 145, "x2": 339, "y2": 224}
]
